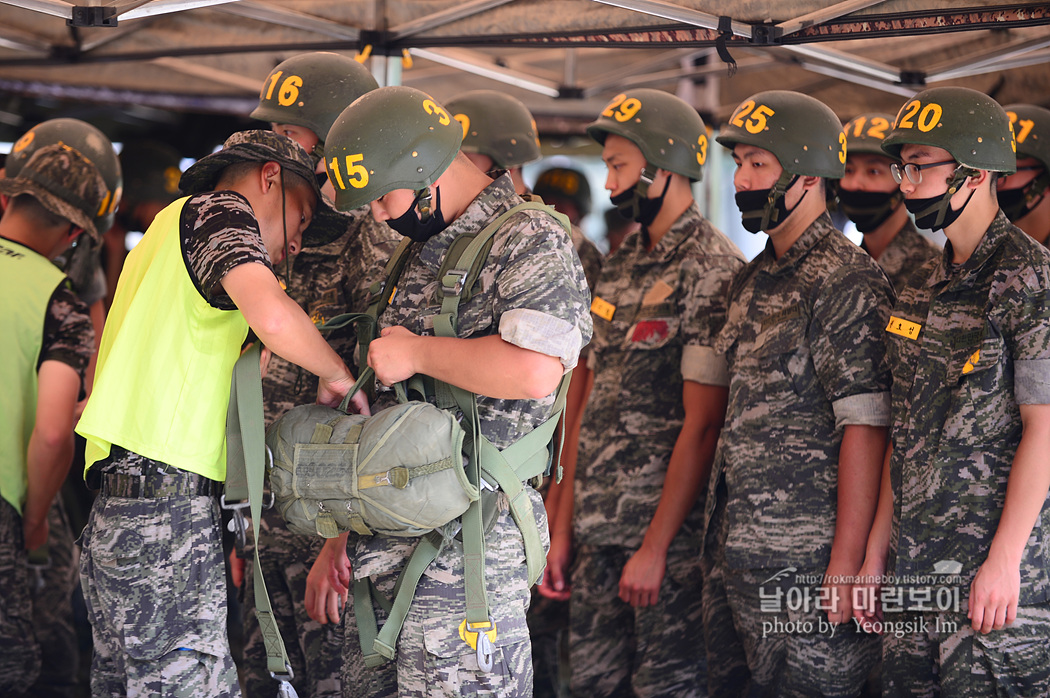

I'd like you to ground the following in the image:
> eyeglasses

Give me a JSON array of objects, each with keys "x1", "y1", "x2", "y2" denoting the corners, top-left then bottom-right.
[{"x1": 890, "y1": 159, "x2": 957, "y2": 185}]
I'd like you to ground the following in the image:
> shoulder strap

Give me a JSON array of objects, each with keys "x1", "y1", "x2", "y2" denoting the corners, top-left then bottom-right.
[{"x1": 225, "y1": 344, "x2": 299, "y2": 697}]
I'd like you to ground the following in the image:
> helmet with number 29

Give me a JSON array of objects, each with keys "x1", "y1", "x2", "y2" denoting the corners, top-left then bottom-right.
[
  {"x1": 324, "y1": 86, "x2": 463, "y2": 212},
  {"x1": 881, "y1": 87, "x2": 1015, "y2": 173},
  {"x1": 587, "y1": 88, "x2": 708, "y2": 182}
]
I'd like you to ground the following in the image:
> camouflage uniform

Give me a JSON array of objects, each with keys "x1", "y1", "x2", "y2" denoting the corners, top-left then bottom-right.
[
  {"x1": 241, "y1": 209, "x2": 398, "y2": 698},
  {"x1": 80, "y1": 191, "x2": 272, "y2": 697},
  {"x1": 702, "y1": 213, "x2": 892, "y2": 697},
  {"x1": 345, "y1": 174, "x2": 592, "y2": 698},
  {"x1": 882, "y1": 212, "x2": 1050, "y2": 696},
  {"x1": 860, "y1": 219, "x2": 940, "y2": 295},
  {"x1": 529, "y1": 221, "x2": 602, "y2": 698},
  {"x1": 571, "y1": 202, "x2": 743, "y2": 698},
  {"x1": 0, "y1": 233, "x2": 94, "y2": 696}
]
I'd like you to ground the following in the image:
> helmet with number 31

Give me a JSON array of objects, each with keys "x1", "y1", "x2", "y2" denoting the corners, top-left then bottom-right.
[
  {"x1": 881, "y1": 86, "x2": 1015, "y2": 173},
  {"x1": 324, "y1": 86, "x2": 463, "y2": 212}
]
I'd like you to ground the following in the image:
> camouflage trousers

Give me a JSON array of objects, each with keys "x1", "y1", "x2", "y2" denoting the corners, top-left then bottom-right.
[
  {"x1": 344, "y1": 494, "x2": 540, "y2": 698},
  {"x1": 241, "y1": 506, "x2": 343, "y2": 698},
  {"x1": 0, "y1": 498, "x2": 41, "y2": 695},
  {"x1": 526, "y1": 589, "x2": 567, "y2": 698},
  {"x1": 701, "y1": 497, "x2": 878, "y2": 698},
  {"x1": 569, "y1": 544, "x2": 707, "y2": 698},
  {"x1": 882, "y1": 603, "x2": 1050, "y2": 697},
  {"x1": 27, "y1": 497, "x2": 80, "y2": 698},
  {"x1": 80, "y1": 455, "x2": 240, "y2": 697}
]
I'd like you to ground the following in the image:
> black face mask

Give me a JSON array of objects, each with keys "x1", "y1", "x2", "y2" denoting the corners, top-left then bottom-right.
[
  {"x1": 315, "y1": 171, "x2": 330, "y2": 190},
  {"x1": 734, "y1": 176, "x2": 803, "y2": 234},
  {"x1": 837, "y1": 189, "x2": 902, "y2": 233},
  {"x1": 610, "y1": 176, "x2": 671, "y2": 227},
  {"x1": 905, "y1": 189, "x2": 974, "y2": 231},
  {"x1": 386, "y1": 188, "x2": 449, "y2": 243}
]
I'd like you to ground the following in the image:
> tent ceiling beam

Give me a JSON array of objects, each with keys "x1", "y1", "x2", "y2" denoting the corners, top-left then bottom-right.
[
  {"x1": 776, "y1": 0, "x2": 890, "y2": 37},
  {"x1": 214, "y1": 2, "x2": 359, "y2": 41},
  {"x1": 390, "y1": 0, "x2": 517, "y2": 41},
  {"x1": 0, "y1": 0, "x2": 71, "y2": 20},
  {"x1": 410, "y1": 47, "x2": 561, "y2": 97}
]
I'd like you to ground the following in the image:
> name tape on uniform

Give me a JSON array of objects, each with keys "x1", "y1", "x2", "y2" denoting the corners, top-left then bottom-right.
[
  {"x1": 591, "y1": 296, "x2": 616, "y2": 322},
  {"x1": 886, "y1": 316, "x2": 921, "y2": 340}
]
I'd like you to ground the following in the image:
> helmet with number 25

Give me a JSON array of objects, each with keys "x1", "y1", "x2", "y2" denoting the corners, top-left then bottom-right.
[
  {"x1": 324, "y1": 86, "x2": 463, "y2": 212},
  {"x1": 882, "y1": 86, "x2": 1015, "y2": 173},
  {"x1": 716, "y1": 90, "x2": 845, "y2": 179}
]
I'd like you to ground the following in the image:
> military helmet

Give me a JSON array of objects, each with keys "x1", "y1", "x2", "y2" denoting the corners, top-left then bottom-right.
[
  {"x1": 324, "y1": 86, "x2": 463, "y2": 211},
  {"x1": 587, "y1": 88, "x2": 708, "y2": 181},
  {"x1": 120, "y1": 140, "x2": 182, "y2": 208},
  {"x1": 445, "y1": 90, "x2": 541, "y2": 169},
  {"x1": 716, "y1": 90, "x2": 845, "y2": 179},
  {"x1": 842, "y1": 113, "x2": 898, "y2": 158},
  {"x1": 882, "y1": 87, "x2": 1015, "y2": 173},
  {"x1": 1002, "y1": 104, "x2": 1050, "y2": 170},
  {"x1": 533, "y1": 166, "x2": 592, "y2": 219},
  {"x1": 6, "y1": 118, "x2": 122, "y2": 234},
  {"x1": 250, "y1": 52, "x2": 380, "y2": 141}
]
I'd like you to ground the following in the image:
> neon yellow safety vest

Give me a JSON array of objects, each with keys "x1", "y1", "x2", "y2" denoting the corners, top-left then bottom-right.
[
  {"x1": 77, "y1": 197, "x2": 249, "y2": 481},
  {"x1": 0, "y1": 237, "x2": 67, "y2": 515}
]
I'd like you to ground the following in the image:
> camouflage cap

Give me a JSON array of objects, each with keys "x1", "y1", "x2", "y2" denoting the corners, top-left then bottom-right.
[
  {"x1": 179, "y1": 130, "x2": 347, "y2": 247},
  {"x1": 0, "y1": 142, "x2": 108, "y2": 241}
]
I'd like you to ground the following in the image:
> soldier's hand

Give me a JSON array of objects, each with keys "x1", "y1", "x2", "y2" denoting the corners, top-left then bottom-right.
[
  {"x1": 23, "y1": 516, "x2": 48, "y2": 551},
  {"x1": 969, "y1": 548, "x2": 1019, "y2": 634},
  {"x1": 306, "y1": 535, "x2": 350, "y2": 625},
  {"x1": 367, "y1": 326, "x2": 421, "y2": 387},
  {"x1": 619, "y1": 544, "x2": 665, "y2": 608},
  {"x1": 852, "y1": 554, "x2": 885, "y2": 632},
  {"x1": 537, "y1": 530, "x2": 572, "y2": 601},
  {"x1": 228, "y1": 548, "x2": 245, "y2": 588},
  {"x1": 821, "y1": 555, "x2": 856, "y2": 625},
  {"x1": 318, "y1": 373, "x2": 371, "y2": 416}
]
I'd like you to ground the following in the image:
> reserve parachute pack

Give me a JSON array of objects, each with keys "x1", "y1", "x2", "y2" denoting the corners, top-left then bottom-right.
[{"x1": 253, "y1": 200, "x2": 572, "y2": 671}]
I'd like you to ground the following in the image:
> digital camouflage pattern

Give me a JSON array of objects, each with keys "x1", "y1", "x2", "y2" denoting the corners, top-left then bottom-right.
[
  {"x1": 80, "y1": 452, "x2": 238, "y2": 697},
  {"x1": 861, "y1": 219, "x2": 939, "y2": 295},
  {"x1": 705, "y1": 212, "x2": 893, "y2": 571},
  {"x1": 575, "y1": 202, "x2": 744, "y2": 551},
  {"x1": 40, "y1": 282, "x2": 94, "y2": 379},
  {"x1": 883, "y1": 604, "x2": 1050, "y2": 697},
  {"x1": 346, "y1": 174, "x2": 591, "y2": 696},
  {"x1": 569, "y1": 201, "x2": 741, "y2": 697},
  {"x1": 0, "y1": 499, "x2": 41, "y2": 695},
  {"x1": 702, "y1": 493, "x2": 878, "y2": 697},
  {"x1": 570, "y1": 225, "x2": 603, "y2": 300},
  {"x1": 52, "y1": 239, "x2": 107, "y2": 306},
  {"x1": 241, "y1": 207, "x2": 397, "y2": 698},
  {"x1": 702, "y1": 213, "x2": 892, "y2": 696},
  {"x1": 570, "y1": 544, "x2": 707, "y2": 698},
  {"x1": 28, "y1": 499, "x2": 80, "y2": 698},
  {"x1": 886, "y1": 212, "x2": 1050, "y2": 604},
  {"x1": 181, "y1": 192, "x2": 272, "y2": 310}
]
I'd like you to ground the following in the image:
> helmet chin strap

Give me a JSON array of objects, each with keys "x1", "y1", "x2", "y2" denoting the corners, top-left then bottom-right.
[
  {"x1": 280, "y1": 172, "x2": 292, "y2": 289},
  {"x1": 911, "y1": 168, "x2": 974, "y2": 230}
]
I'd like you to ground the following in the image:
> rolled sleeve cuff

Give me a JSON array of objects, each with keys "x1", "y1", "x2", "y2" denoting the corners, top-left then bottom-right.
[
  {"x1": 1015, "y1": 359, "x2": 1050, "y2": 404},
  {"x1": 682, "y1": 345, "x2": 729, "y2": 387},
  {"x1": 832, "y1": 392, "x2": 891, "y2": 429},
  {"x1": 499, "y1": 308, "x2": 583, "y2": 371}
]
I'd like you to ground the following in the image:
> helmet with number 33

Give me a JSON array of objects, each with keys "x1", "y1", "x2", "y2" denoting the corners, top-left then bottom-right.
[
  {"x1": 881, "y1": 86, "x2": 1015, "y2": 173},
  {"x1": 716, "y1": 90, "x2": 845, "y2": 179},
  {"x1": 587, "y1": 88, "x2": 708, "y2": 182},
  {"x1": 324, "y1": 86, "x2": 463, "y2": 212}
]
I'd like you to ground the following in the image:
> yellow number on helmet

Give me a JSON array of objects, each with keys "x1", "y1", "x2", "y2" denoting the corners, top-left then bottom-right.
[
  {"x1": 453, "y1": 113, "x2": 470, "y2": 140},
  {"x1": 838, "y1": 131, "x2": 847, "y2": 164},
  {"x1": 697, "y1": 133, "x2": 709, "y2": 166},
  {"x1": 423, "y1": 99, "x2": 451, "y2": 126},
  {"x1": 278, "y1": 76, "x2": 303, "y2": 107},
  {"x1": 12, "y1": 130, "x2": 34, "y2": 153}
]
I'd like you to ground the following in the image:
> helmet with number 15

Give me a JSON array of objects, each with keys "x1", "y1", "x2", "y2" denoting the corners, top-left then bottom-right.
[{"x1": 324, "y1": 86, "x2": 463, "y2": 212}]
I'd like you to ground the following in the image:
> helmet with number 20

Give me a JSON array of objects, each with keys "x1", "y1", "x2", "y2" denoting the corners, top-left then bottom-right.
[
  {"x1": 716, "y1": 90, "x2": 845, "y2": 179},
  {"x1": 587, "y1": 88, "x2": 708, "y2": 181},
  {"x1": 882, "y1": 86, "x2": 1015, "y2": 173},
  {"x1": 324, "y1": 86, "x2": 463, "y2": 212}
]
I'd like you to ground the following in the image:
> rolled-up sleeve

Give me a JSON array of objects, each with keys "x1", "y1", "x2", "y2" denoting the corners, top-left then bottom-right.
[{"x1": 499, "y1": 308, "x2": 583, "y2": 371}]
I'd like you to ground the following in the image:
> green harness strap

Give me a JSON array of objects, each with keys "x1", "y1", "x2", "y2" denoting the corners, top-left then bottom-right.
[
  {"x1": 353, "y1": 201, "x2": 574, "y2": 669},
  {"x1": 225, "y1": 343, "x2": 299, "y2": 698}
]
